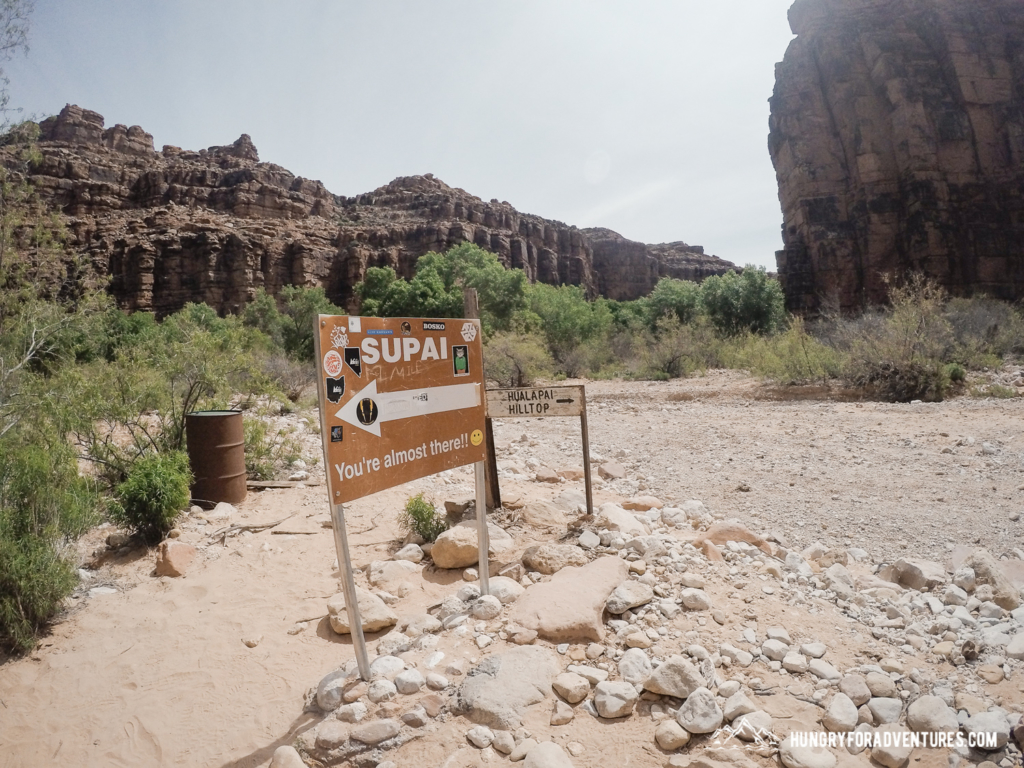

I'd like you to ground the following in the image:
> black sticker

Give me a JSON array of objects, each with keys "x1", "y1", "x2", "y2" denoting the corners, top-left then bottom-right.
[
  {"x1": 401, "y1": 321, "x2": 412, "y2": 335},
  {"x1": 326, "y1": 377, "x2": 345, "y2": 404},
  {"x1": 452, "y1": 345, "x2": 469, "y2": 377},
  {"x1": 356, "y1": 398, "x2": 379, "y2": 425},
  {"x1": 423, "y1": 321, "x2": 446, "y2": 331},
  {"x1": 330, "y1": 426, "x2": 343, "y2": 442},
  {"x1": 344, "y1": 347, "x2": 362, "y2": 377}
]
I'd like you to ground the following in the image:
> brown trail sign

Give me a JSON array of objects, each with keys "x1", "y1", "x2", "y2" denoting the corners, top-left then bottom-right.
[
  {"x1": 314, "y1": 315, "x2": 488, "y2": 680},
  {"x1": 485, "y1": 385, "x2": 594, "y2": 517}
]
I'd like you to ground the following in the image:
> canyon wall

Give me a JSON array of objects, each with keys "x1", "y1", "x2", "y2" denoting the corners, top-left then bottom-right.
[
  {"x1": 770, "y1": 0, "x2": 1024, "y2": 313},
  {"x1": 9, "y1": 105, "x2": 735, "y2": 316}
]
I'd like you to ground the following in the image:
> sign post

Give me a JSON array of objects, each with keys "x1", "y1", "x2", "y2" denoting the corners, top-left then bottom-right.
[
  {"x1": 485, "y1": 385, "x2": 593, "y2": 516},
  {"x1": 314, "y1": 315, "x2": 488, "y2": 680}
]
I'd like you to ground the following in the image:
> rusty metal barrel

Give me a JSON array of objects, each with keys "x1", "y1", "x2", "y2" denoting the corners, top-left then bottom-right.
[{"x1": 185, "y1": 410, "x2": 247, "y2": 504}]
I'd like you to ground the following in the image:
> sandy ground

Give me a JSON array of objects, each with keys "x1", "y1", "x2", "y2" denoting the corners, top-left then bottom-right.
[{"x1": 0, "y1": 373, "x2": 1021, "y2": 768}]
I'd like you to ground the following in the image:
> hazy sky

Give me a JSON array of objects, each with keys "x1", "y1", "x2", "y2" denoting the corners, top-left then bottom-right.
[{"x1": 9, "y1": 1, "x2": 796, "y2": 270}]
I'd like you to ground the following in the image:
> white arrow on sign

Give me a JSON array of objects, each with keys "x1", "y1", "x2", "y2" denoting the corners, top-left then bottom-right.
[{"x1": 336, "y1": 379, "x2": 481, "y2": 436}]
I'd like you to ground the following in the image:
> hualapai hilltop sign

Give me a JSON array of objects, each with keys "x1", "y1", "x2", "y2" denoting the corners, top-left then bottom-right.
[
  {"x1": 485, "y1": 385, "x2": 585, "y2": 418},
  {"x1": 315, "y1": 315, "x2": 487, "y2": 505}
]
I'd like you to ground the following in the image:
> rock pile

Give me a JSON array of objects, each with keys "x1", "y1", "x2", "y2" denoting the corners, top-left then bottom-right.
[{"x1": 294, "y1": 487, "x2": 1024, "y2": 768}]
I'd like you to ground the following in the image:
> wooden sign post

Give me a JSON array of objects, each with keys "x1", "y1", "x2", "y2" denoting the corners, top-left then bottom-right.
[
  {"x1": 485, "y1": 385, "x2": 593, "y2": 516},
  {"x1": 314, "y1": 315, "x2": 488, "y2": 680}
]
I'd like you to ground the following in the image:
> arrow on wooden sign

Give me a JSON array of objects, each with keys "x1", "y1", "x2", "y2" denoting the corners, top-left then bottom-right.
[{"x1": 336, "y1": 379, "x2": 482, "y2": 437}]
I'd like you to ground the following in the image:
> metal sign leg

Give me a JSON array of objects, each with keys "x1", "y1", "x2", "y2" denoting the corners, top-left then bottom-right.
[
  {"x1": 580, "y1": 399, "x2": 594, "y2": 517},
  {"x1": 330, "y1": 503, "x2": 371, "y2": 681},
  {"x1": 475, "y1": 460, "x2": 490, "y2": 596}
]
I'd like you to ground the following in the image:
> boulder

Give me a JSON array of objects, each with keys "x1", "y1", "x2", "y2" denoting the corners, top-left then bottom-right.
[
  {"x1": 456, "y1": 646, "x2": 560, "y2": 730},
  {"x1": 488, "y1": 576, "x2": 525, "y2": 604},
  {"x1": 618, "y1": 647, "x2": 652, "y2": 685},
  {"x1": 598, "y1": 461, "x2": 626, "y2": 480},
  {"x1": 522, "y1": 543, "x2": 588, "y2": 575},
  {"x1": 594, "y1": 503, "x2": 646, "y2": 536},
  {"x1": 552, "y1": 673, "x2": 590, "y2": 704},
  {"x1": 327, "y1": 586, "x2": 398, "y2": 634},
  {"x1": 367, "y1": 559, "x2": 419, "y2": 590},
  {"x1": 508, "y1": 556, "x2": 628, "y2": 642},
  {"x1": 963, "y1": 711, "x2": 1010, "y2": 750},
  {"x1": 906, "y1": 695, "x2": 958, "y2": 733},
  {"x1": 694, "y1": 522, "x2": 771, "y2": 555},
  {"x1": 350, "y1": 718, "x2": 400, "y2": 745},
  {"x1": 884, "y1": 559, "x2": 946, "y2": 592},
  {"x1": 269, "y1": 746, "x2": 306, "y2": 768},
  {"x1": 431, "y1": 521, "x2": 513, "y2": 569},
  {"x1": 523, "y1": 741, "x2": 575, "y2": 768},
  {"x1": 778, "y1": 734, "x2": 837, "y2": 768},
  {"x1": 593, "y1": 681, "x2": 638, "y2": 718},
  {"x1": 605, "y1": 581, "x2": 654, "y2": 614},
  {"x1": 822, "y1": 693, "x2": 857, "y2": 732},
  {"x1": 676, "y1": 687, "x2": 723, "y2": 734},
  {"x1": 521, "y1": 500, "x2": 568, "y2": 532},
  {"x1": 655, "y1": 720, "x2": 691, "y2": 750},
  {"x1": 643, "y1": 656, "x2": 704, "y2": 699},
  {"x1": 963, "y1": 548, "x2": 1021, "y2": 610},
  {"x1": 870, "y1": 724, "x2": 913, "y2": 768},
  {"x1": 622, "y1": 496, "x2": 663, "y2": 511},
  {"x1": 154, "y1": 541, "x2": 196, "y2": 577}
]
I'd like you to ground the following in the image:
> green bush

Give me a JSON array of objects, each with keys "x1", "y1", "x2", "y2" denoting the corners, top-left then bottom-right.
[
  {"x1": 698, "y1": 266, "x2": 786, "y2": 336},
  {"x1": 0, "y1": 434, "x2": 101, "y2": 651},
  {"x1": 110, "y1": 451, "x2": 192, "y2": 543},
  {"x1": 484, "y1": 332, "x2": 553, "y2": 388},
  {"x1": 724, "y1": 318, "x2": 844, "y2": 385},
  {"x1": 398, "y1": 493, "x2": 448, "y2": 542}
]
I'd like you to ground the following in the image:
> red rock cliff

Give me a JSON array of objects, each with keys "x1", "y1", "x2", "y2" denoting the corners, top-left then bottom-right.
[
  {"x1": 769, "y1": 0, "x2": 1024, "y2": 313},
  {"x1": 9, "y1": 105, "x2": 735, "y2": 316}
]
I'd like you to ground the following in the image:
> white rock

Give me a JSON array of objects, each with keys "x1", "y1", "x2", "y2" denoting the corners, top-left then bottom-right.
[
  {"x1": 472, "y1": 595, "x2": 503, "y2": 620},
  {"x1": 723, "y1": 692, "x2": 757, "y2": 722},
  {"x1": 867, "y1": 698, "x2": 902, "y2": 724},
  {"x1": 870, "y1": 724, "x2": 914, "y2": 768},
  {"x1": 733, "y1": 710, "x2": 773, "y2": 741},
  {"x1": 488, "y1": 576, "x2": 525, "y2": 604},
  {"x1": 906, "y1": 695, "x2": 958, "y2": 733},
  {"x1": 367, "y1": 679, "x2": 397, "y2": 703},
  {"x1": 643, "y1": 656, "x2": 704, "y2": 699},
  {"x1": 594, "y1": 681, "x2": 638, "y2": 718},
  {"x1": 676, "y1": 687, "x2": 723, "y2": 734},
  {"x1": 822, "y1": 693, "x2": 858, "y2": 732},
  {"x1": 553, "y1": 673, "x2": 591, "y2": 704},
  {"x1": 425, "y1": 673, "x2": 448, "y2": 690},
  {"x1": 783, "y1": 652, "x2": 808, "y2": 673},
  {"x1": 808, "y1": 658, "x2": 841, "y2": 681},
  {"x1": 762, "y1": 639, "x2": 789, "y2": 661},
  {"x1": 618, "y1": 647, "x2": 652, "y2": 685},
  {"x1": 327, "y1": 586, "x2": 399, "y2": 634},
  {"x1": 800, "y1": 642, "x2": 827, "y2": 659},
  {"x1": 680, "y1": 588, "x2": 712, "y2": 611},
  {"x1": 605, "y1": 581, "x2": 655, "y2": 614},
  {"x1": 394, "y1": 668, "x2": 425, "y2": 694},
  {"x1": 779, "y1": 734, "x2": 837, "y2": 768},
  {"x1": 578, "y1": 530, "x2": 600, "y2": 549},
  {"x1": 523, "y1": 741, "x2": 576, "y2": 768},
  {"x1": 962, "y1": 711, "x2": 1010, "y2": 750},
  {"x1": 369, "y1": 655, "x2": 406, "y2": 679},
  {"x1": 467, "y1": 725, "x2": 494, "y2": 748},
  {"x1": 655, "y1": 720, "x2": 691, "y2": 750}
]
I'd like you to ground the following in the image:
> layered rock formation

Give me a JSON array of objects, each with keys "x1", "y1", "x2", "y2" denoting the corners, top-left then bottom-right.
[
  {"x1": 582, "y1": 228, "x2": 736, "y2": 302},
  {"x1": 770, "y1": 0, "x2": 1024, "y2": 313},
  {"x1": 8, "y1": 105, "x2": 735, "y2": 316}
]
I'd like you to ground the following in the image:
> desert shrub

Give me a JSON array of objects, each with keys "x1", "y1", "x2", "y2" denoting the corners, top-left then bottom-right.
[
  {"x1": 279, "y1": 285, "x2": 345, "y2": 361},
  {"x1": 527, "y1": 283, "x2": 612, "y2": 376},
  {"x1": 724, "y1": 318, "x2": 844, "y2": 385},
  {"x1": 242, "y1": 415, "x2": 303, "y2": 480},
  {"x1": 398, "y1": 493, "x2": 447, "y2": 542},
  {"x1": 944, "y1": 295, "x2": 1024, "y2": 366},
  {"x1": 109, "y1": 451, "x2": 192, "y2": 543},
  {"x1": 484, "y1": 332, "x2": 554, "y2": 388},
  {"x1": 838, "y1": 275, "x2": 955, "y2": 401},
  {"x1": 0, "y1": 433, "x2": 102, "y2": 651}
]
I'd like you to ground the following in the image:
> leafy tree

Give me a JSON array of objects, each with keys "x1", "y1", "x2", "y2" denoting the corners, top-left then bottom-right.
[
  {"x1": 646, "y1": 278, "x2": 701, "y2": 327},
  {"x1": 698, "y1": 266, "x2": 786, "y2": 336},
  {"x1": 527, "y1": 283, "x2": 612, "y2": 375},
  {"x1": 355, "y1": 243, "x2": 528, "y2": 333},
  {"x1": 279, "y1": 285, "x2": 344, "y2": 360}
]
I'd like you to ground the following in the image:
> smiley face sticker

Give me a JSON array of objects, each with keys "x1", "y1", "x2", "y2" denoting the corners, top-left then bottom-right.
[{"x1": 470, "y1": 429, "x2": 484, "y2": 446}]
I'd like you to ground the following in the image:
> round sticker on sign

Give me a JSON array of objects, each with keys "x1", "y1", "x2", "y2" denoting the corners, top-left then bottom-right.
[
  {"x1": 323, "y1": 349, "x2": 344, "y2": 378},
  {"x1": 470, "y1": 429, "x2": 484, "y2": 446}
]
